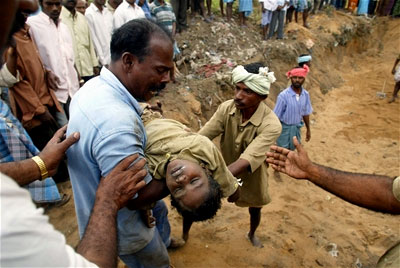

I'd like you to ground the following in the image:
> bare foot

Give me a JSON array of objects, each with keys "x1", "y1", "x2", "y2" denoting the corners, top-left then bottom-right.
[
  {"x1": 168, "y1": 237, "x2": 186, "y2": 249},
  {"x1": 247, "y1": 233, "x2": 264, "y2": 248}
]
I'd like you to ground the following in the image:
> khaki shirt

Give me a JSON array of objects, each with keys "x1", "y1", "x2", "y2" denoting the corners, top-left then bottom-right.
[
  {"x1": 198, "y1": 100, "x2": 282, "y2": 207},
  {"x1": 144, "y1": 118, "x2": 238, "y2": 197},
  {"x1": 60, "y1": 7, "x2": 98, "y2": 77}
]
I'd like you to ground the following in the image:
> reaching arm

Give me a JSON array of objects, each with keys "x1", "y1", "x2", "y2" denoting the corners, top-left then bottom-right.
[
  {"x1": 392, "y1": 57, "x2": 400, "y2": 75},
  {"x1": 76, "y1": 154, "x2": 147, "y2": 268},
  {"x1": 0, "y1": 126, "x2": 79, "y2": 185},
  {"x1": 228, "y1": 158, "x2": 251, "y2": 177},
  {"x1": 302, "y1": 114, "x2": 311, "y2": 142},
  {"x1": 266, "y1": 136, "x2": 400, "y2": 214}
]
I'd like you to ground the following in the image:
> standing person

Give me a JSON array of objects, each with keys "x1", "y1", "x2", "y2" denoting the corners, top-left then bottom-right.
[
  {"x1": 107, "y1": 0, "x2": 123, "y2": 13},
  {"x1": 67, "y1": 19, "x2": 174, "y2": 267},
  {"x1": 6, "y1": 13, "x2": 67, "y2": 151},
  {"x1": 294, "y1": 0, "x2": 309, "y2": 28},
  {"x1": 298, "y1": 53, "x2": 312, "y2": 68},
  {"x1": 286, "y1": 0, "x2": 295, "y2": 23},
  {"x1": 274, "y1": 65, "x2": 313, "y2": 151},
  {"x1": 198, "y1": 63, "x2": 282, "y2": 248},
  {"x1": 137, "y1": 0, "x2": 153, "y2": 19},
  {"x1": 61, "y1": 0, "x2": 100, "y2": 83},
  {"x1": 267, "y1": 0, "x2": 288, "y2": 40},
  {"x1": 113, "y1": 0, "x2": 146, "y2": 30},
  {"x1": 239, "y1": 0, "x2": 253, "y2": 26},
  {"x1": 171, "y1": 0, "x2": 188, "y2": 32},
  {"x1": 260, "y1": 0, "x2": 274, "y2": 40},
  {"x1": 389, "y1": 54, "x2": 400, "y2": 103},
  {"x1": 27, "y1": 0, "x2": 80, "y2": 120},
  {"x1": 85, "y1": 0, "x2": 114, "y2": 68}
]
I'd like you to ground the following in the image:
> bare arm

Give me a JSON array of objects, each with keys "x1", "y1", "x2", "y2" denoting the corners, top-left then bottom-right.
[
  {"x1": 228, "y1": 158, "x2": 251, "y2": 177},
  {"x1": 266, "y1": 137, "x2": 400, "y2": 214},
  {"x1": 5, "y1": 46, "x2": 18, "y2": 77},
  {"x1": 392, "y1": 57, "x2": 400, "y2": 74},
  {"x1": 76, "y1": 154, "x2": 147, "y2": 268},
  {"x1": 0, "y1": 126, "x2": 80, "y2": 185},
  {"x1": 303, "y1": 114, "x2": 311, "y2": 142},
  {"x1": 126, "y1": 178, "x2": 170, "y2": 210}
]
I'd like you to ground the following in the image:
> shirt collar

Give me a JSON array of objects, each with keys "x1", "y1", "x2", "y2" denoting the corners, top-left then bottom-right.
[
  {"x1": 228, "y1": 101, "x2": 267, "y2": 127},
  {"x1": 38, "y1": 11, "x2": 61, "y2": 26},
  {"x1": 99, "y1": 67, "x2": 143, "y2": 115},
  {"x1": 288, "y1": 86, "x2": 304, "y2": 96},
  {"x1": 90, "y1": 2, "x2": 103, "y2": 13},
  {"x1": 61, "y1": 6, "x2": 78, "y2": 19}
]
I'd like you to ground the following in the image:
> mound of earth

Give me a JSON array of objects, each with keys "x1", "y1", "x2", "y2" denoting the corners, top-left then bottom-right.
[{"x1": 49, "y1": 10, "x2": 400, "y2": 268}]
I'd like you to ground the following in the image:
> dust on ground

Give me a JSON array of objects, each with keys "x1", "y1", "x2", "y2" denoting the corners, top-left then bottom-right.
[{"x1": 48, "y1": 10, "x2": 400, "y2": 268}]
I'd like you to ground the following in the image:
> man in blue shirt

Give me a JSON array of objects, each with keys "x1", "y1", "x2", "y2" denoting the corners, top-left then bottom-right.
[
  {"x1": 67, "y1": 19, "x2": 174, "y2": 267},
  {"x1": 273, "y1": 65, "x2": 313, "y2": 151}
]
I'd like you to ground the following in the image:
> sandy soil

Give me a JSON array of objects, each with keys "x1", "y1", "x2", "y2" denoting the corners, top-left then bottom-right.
[{"x1": 48, "y1": 12, "x2": 399, "y2": 268}]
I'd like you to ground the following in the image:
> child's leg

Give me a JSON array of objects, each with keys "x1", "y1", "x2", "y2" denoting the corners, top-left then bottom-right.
[{"x1": 248, "y1": 207, "x2": 264, "y2": 248}]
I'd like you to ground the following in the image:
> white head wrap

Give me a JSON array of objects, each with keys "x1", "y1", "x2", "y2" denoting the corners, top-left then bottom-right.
[{"x1": 231, "y1": 65, "x2": 276, "y2": 95}]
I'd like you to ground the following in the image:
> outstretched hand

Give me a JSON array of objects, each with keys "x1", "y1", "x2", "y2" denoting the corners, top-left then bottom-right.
[
  {"x1": 39, "y1": 125, "x2": 80, "y2": 177},
  {"x1": 97, "y1": 154, "x2": 147, "y2": 210},
  {"x1": 266, "y1": 137, "x2": 312, "y2": 179}
]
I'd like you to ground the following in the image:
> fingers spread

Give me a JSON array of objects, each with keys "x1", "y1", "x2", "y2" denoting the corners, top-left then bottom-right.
[{"x1": 116, "y1": 154, "x2": 140, "y2": 171}]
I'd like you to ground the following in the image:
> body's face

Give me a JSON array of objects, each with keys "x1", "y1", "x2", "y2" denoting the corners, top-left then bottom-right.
[
  {"x1": 290, "y1": 76, "x2": 305, "y2": 89},
  {"x1": 42, "y1": 0, "x2": 62, "y2": 21},
  {"x1": 234, "y1": 82, "x2": 264, "y2": 110},
  {"x1": 127, "y1": 35, "x2": 173, "y2": 101},
  {"x1": 62, "y1": 0, "x2": 77, "y2": 10},
  {"x1": 166, "y1": 159, "x2": 209, "y2": 209},
  {"x1": 76, "y1": 0, "x2": 87, "y2": 14}
]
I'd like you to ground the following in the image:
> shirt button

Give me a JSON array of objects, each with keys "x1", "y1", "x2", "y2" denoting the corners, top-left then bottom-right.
[
  {"x1": 165, "y1": 153, "x2": 171, "y2": 158},
  {"x1": 239, "y1": 127, "x2": 244, "y2": 132}
]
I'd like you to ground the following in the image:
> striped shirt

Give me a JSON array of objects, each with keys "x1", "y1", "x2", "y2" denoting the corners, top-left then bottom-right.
[
  {"x1": 273, "y1": 86, "x2": 313, "y2": 125},
  {"x1": 149, "y1": 0, "x2": 176, "y2": 34}
]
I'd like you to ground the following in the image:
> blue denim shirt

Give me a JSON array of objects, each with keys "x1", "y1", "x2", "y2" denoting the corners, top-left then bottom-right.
[
  {"x1": 273, "y1": 86, "x2": 313, "y2": 125},
  {"x1": 66, "y1": 67, "x2": 154, "y2": 255}
]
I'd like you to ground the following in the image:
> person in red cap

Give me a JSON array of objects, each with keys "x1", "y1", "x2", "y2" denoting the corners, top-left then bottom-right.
[{"x1": 273, "y1": 65, "x2": 313, "y2": 151}]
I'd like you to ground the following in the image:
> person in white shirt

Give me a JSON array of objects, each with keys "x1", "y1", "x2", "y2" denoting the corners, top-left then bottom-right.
[
  {"x1": 85, "y1": 0, "x2": 114, "y2": 67},
  {"x1": 113, "y1": 0, "x2": 146, "y2": 30},
  {"x1": 27, "y1": 0, "x2": 80, "y2": 120},
  {"x1": 267, "y1": 0, "x2": 289, "y2": 39}
]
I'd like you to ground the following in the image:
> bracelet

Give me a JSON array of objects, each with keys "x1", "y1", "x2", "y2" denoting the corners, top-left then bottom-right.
[{"x1": 32, "y1": 156, "x2": 49, "y2": 180}]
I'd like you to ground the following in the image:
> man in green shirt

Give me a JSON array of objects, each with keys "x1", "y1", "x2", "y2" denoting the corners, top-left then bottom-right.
[{"x1": 198, "y1": 62, "x2": 282, "y2": 248}]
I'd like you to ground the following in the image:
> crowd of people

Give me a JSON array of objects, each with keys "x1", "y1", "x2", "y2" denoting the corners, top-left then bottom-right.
[{"x1": 0, "y1": 0, "x2": 399, "y2": 268}]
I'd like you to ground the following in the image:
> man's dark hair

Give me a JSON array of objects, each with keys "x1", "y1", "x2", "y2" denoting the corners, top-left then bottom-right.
[
  {"x1": 243, "y1": 62, "x2": 265, "y2": 74},
  {"x1": 110, "y1": 19, "x2": 173, "y2": 62},
  {"x1": 170, "y1": 175, "x2": 223, "y2": 222}
]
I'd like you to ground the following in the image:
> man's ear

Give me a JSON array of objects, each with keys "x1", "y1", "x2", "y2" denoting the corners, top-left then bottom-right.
[{"x1": 121, "y1": 52, "x2": 138, "y2": 72}]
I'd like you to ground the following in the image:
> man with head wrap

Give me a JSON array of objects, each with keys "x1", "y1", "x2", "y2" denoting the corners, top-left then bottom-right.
[
  {"x1": 198, "y1": 62, "x2": 282, "y2": 248},
  {"x1": 274, "y1": 65, "x2": 313, "y2": 151}
]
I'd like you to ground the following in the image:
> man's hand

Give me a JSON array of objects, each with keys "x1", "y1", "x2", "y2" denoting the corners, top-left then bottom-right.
[
  {"x1": 227, "y1": 187, "x2": 240, "y2": 202},
  {"x1": 46, "y1": 69, "x2": 60, "y2": 91},
  {"x1": 266, "y1": 137, "x2": 312, "y2": 179},
  {"x1": 39, "y1": 125, "x2": 80, "y2": 177},
  {"x1": 306, "y1": 129, "x2": 311, "y2": 142},
  {"x1": 148, "y1": 101, "x2": 163, "y2": 115},
  {"x1": 97, "y1": 154, "x2": 147, "y2": 210}
]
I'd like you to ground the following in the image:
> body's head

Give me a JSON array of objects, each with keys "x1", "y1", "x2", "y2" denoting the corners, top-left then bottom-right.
[
  {"x1": 166, "y1": 159, "x2": 223, "y2": 221},
  {"x1": 109, "y1": 19, "x2": 174, "y2": 102},
  {"x1": 108, "y1": 0, "x2": 122, "y2": 9},
  {"x1": 231, "y1": 62, "x2": 276, "y2": 113},
  {"x1": 286, "y1": 65, "x2": 309, "y2": 90},
  {"x1": 297, "y1": 54, "x2": 312, "y2": 68},
  {"x1": 76, "y1": 0, "x2": 88, "y2": 14},
  {"x1": 40, "y1": 0, "x2": 62, "y2": 23}
]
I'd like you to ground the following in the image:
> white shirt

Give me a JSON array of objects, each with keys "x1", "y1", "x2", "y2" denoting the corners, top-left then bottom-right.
[
  {"x1": 27, "y1": 12, "x2": 80, "y2": 104},
  {"x1": 0, "y1": 174, "x2": 98, "y2": 267},
  {"x1": 113, "y1": 0, "x2": 146, "y2": 30},
  {"x1": 85, "y1": 3, "x2": 113, "y2": 66}
]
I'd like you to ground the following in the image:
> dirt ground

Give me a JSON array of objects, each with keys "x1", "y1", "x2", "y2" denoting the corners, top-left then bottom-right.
[{"x1": 49, "y1": 10, "x2": 399, "y2": 268}]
